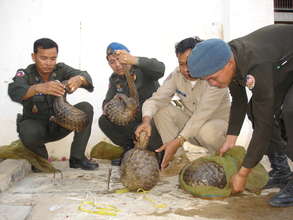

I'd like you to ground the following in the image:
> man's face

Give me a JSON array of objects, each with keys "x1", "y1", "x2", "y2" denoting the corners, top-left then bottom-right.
[
  {"x1": 107, "y1": 52, "x2": 130, "y2": 75},
  {"x1": 202, "y1": 60, "x2": 235, "y2": 88},
  {"x1": 32, "y1": 47, "x2": 57, "y2": 76},
  {"x1": 177, "y1": 49, "x2": 195, "y2": 80}
]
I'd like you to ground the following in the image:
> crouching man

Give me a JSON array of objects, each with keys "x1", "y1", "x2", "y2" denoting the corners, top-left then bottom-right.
[
  {"x1": 135, "y1": 37, "x2": 230, "y2": 170},
  {"x1": 8, "y1": 38, "x2": 98, "y2": 171}
]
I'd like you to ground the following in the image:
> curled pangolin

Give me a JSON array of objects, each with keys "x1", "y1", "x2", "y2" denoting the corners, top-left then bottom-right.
[
  {"x1": 50, "y1": 81, "x2": 89, "y2": 132},
  {"x1": 182, "y1": 160, "x2": 227, "y2": 189},
  {"x1": 120, "y1": 131, "x2": 160, "y2": 191},
  {"x1": 104, "y1": 70, "x2": 138, "y2": 126}
]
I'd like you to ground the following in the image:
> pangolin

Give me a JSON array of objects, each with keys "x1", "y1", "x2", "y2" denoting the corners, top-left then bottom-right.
[
  {"x1": 50, "y1": 81, "x2": 89, "y2": 132},
  {"x1": 181, "y1": 160, "x2": 227, "y2": 189},
  {"x1": 104, "y1": 70, "x2": 138, "y2": 126},
  {"x1": 120, "y1": 131, "x2": 160, "y2": 191}
]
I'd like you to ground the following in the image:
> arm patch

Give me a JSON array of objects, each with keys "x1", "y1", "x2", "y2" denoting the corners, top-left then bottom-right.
[{"x1": 15, "y1": 70, "x2": 25, "y2": 77}]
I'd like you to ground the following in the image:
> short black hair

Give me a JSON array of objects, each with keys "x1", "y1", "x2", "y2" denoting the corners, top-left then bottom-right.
[
  {"x1": 175, "y1": 36, "x2": 203, "y2": 55},
  {"x1": 33, "y1": 38, "x2": 59, "y2": 53}
]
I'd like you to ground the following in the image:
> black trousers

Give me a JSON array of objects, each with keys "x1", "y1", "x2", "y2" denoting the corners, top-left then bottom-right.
[
  {"x1": 247, "y1": 82, "x2": 293, "y2": 160},
  {"x1": 18, "y1": 102, "x2": 93, "y2": 160},
  {"x1": 98, "y1": 114, "x2": 163, "y2": 152},
  {"x1": 247, "y1": 100, "x2": 287, "y2": 156},
  {"x1": 282, "y1": 84, "x2": 293, "y2": 160}
]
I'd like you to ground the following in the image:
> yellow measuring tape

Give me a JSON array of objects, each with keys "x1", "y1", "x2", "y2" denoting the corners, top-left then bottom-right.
[
  {"x1": 78, "y1": 188, "x2": 167, "y2": 216},
  {"x1": 115, "y1": 188, "x2": 130, "y2": 194},
  {"x1": 78, "y1": 201, "x2": 121, "y2": 216},
  {"x1": 136, "y1": 188, "x2": 167, "y2": 209},
  {"x1": 114, "y1": 188, "x2": 167, "y2": 209}
]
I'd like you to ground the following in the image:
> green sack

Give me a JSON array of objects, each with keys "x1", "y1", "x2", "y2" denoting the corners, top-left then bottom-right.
[
  {"x1": 90, "y1": 141, "x2": 124, "y2": 160},
  {"x1": 0, "y1": 140, "x2": 59, "y2": 173},
  {"x1": 179, "y1": 146, "x2": 269, "y2": 199}
]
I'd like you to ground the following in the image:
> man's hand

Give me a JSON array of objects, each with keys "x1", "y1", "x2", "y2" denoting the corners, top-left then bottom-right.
[
  {"x1": 135, "y1": 116, "x2": 152, "y2": 138},
  {"x1": 115, "y1": 50, "x2": 137, "y2": 65},
  {"x1": 230, "y1": 167, "x2": 251, "y2": 194},
  {"x1": 34, "y1": 80, "x2": 65, "y2": 97},
  {"x1": 66, "y1": 75, "x2": 86, "y2": 93},
  {"x1": 155, "y1": 138, "x2": 182, "y2": 169},
  {"x1": 219, "y1": 135, "x2": 238, "y2": 156}
]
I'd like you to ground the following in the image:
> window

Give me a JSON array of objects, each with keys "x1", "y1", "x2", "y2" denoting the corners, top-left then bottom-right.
[{"x1": 275, "y1": 0, "x2": 293, "y2": 11}]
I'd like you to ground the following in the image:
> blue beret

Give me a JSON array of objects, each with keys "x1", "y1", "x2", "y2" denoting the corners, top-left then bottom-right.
[
  {"x1": 187, "y1": 39, "x2": 232, "y2": 78},
  {"x1": 106, "y1": 42, "x2": 130, "y2": 56}
]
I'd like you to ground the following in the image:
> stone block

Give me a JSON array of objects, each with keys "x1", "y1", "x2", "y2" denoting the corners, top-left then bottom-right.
[
  {"x1": 0, "y1": 159, "x2": 30, "y2": 192},
  {"x1": 0, "y1": 205, "x2": 32, "y2": 220}
]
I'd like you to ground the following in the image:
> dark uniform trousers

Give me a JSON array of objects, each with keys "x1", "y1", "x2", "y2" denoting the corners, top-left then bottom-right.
[
  {"x1": 18, "y1": 102, "x2": 93, "y2": 160},
  {"x1": 98, "y1": 114, "x2": 163, "y2": 153},
  {"x1": 246, "y1": 83, "x2": 293, "y2": 161},
  {"x1": 244, "y1": 55, "x2": 293, "y2": 161},
  {"x1": 282, "y1": 83, "x2": 293, "y2": 160},
  {"x1": 247, "y1": 102, "x2": 287, "y2": 155}
]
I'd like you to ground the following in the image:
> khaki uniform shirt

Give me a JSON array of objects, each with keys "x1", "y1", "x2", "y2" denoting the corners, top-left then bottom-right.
[{"x1": 142, "y1": 67, "x2": 230, "y2": 140}]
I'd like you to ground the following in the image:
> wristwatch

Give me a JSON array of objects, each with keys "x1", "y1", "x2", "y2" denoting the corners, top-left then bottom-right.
[{"x1": 177, "y1": 135, "x2": 186, "y2": 146}]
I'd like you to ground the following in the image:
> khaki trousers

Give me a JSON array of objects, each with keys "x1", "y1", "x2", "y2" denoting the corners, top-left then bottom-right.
[{"x1": 153, "y1": 104, "x2": 227, "y2": 155}]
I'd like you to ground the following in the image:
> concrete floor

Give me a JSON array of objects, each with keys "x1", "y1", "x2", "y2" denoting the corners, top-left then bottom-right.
[{"x1": 1, "y1": 145, "x2": 293, "y2": 220}]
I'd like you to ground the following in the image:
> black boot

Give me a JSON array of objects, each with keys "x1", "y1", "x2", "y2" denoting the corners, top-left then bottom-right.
[
  {"x1": 263, "y1": 151, "x2": 292, "y2": 189},
  {"x1": 111, "y1": 146, "x2": 132, "y2": 166},
  {"x1": 269, "y1": 177, "x2": 293, "y2": 207},
  {"x1": 111, "y1": 158, "x2": 122, "y2": 166},
  {"x1": 69, "y1": 158, "x2": 99, "y2": 170},
  {"x1": 31, "y1": 165, "x2": 42, "y2": 173}
]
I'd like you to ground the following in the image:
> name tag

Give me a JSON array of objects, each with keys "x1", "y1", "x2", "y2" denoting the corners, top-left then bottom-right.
[{"x1": 176, "y1": 89, "x2": 186, "y2": 97}]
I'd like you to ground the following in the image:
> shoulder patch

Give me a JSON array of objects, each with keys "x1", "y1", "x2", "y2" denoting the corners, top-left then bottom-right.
[
  {"x1": 15, "y1": 70, "x2": 25, "y2": 77},
  {"x1": 246, "y1": 74, "x2": 255, "y2": 90}
]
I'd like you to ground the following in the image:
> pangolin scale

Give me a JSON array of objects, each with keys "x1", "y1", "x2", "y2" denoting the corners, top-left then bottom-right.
[
  {"x1": 120, "y1": 131, "x2": 160, "y2": 191},
  {"x1": 104, "y1": 70, "x2": 138, "y2": 126},
  {"x1": 50, "y1": 81, "x2": 89, "y2": 132}
]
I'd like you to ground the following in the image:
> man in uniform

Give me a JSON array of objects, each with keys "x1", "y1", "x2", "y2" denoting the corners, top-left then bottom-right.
[
  {"x1": 187, "y1": 24, "x2": 293, "y2": 207},
  {"x1": 135, "y1": 37, "x2": 231, "y2": 169},
  {"x1": 8, "y1": 38, "x2": 98, "y2": 171},
  {"x1": 98, "y1": 42, "x2": 165, "y2": 166}
]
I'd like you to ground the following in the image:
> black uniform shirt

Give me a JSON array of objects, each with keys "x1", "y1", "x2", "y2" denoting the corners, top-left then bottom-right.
[
  {"x1": 8, "y1": 63, "x2": 94, "y2": 120},
  {"x1": 227, "y1": 24, "x2": 293, "y2": 168}
]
